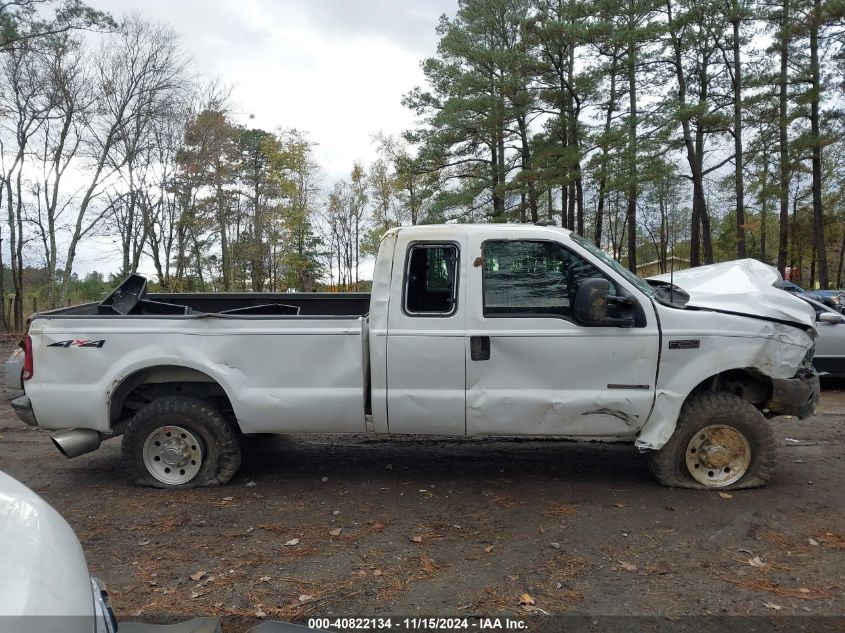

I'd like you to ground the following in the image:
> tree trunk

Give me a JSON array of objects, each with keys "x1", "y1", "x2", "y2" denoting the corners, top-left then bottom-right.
[
  {"x1": 561, "y1": 185, "x2": 568, "y2": 229},
  {"x1": 760, "y1": 146, "x2": 771, "y2": 262},
  {"x1": 695, "y1": 119, "x2": 713, "y2": 264},
  {"x1": 776, "y1": 0, "x2": 790, "y2": 276},
  {"x1": 218, "y1": 199, "x2": 230, "y2": 290},
  {"x1": 566, "y1": 44, "x2": 584, "y2": 236},
  {"x1": 14, "y1": 169, "x2": 24, "y2": 326},
  {"x1": 0, "y1": 182, "x2": 5, "y2": 331},
  {"x1": 732, "y1": 4, "x2": 746, "y2": 258},
  {"x1": 626, "y1": 2, "x2": 638, "y2": 273},
  {"x1": 595, "y1": 53, "x2": 619, "y2": 247},
  {"x1": 493, "y1": 93, "x2": 507, "y2": 222},
  {"x1": 666, "y1": 0, "x2": 711, "y2": 266},
  {"x1": 517, "y1": 115, "x2": 538, "y2": 223},
  {"x1": 809, "y1": 0, "x2": 827, "y2": 287},
  {"x1": 575, "y1": 173, "x2": 584, "y2": 236},
  {"x1": 490, "y1": 135, "x2": 502, "y2": 222}
]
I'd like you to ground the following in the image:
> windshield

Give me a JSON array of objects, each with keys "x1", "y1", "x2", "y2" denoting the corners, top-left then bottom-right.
[{"x1": 571, "y1": 234, "x2": 656, "y2": 298}]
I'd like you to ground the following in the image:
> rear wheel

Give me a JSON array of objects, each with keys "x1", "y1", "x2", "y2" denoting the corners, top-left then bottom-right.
[
  {"x1": 648, "y1": 392, "x2": 777, "y2": 490},
  {"x1": 122, "y1": 396, "x2": 241, "y2": 489}
]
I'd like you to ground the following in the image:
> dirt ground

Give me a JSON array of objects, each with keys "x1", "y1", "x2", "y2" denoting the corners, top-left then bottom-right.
[{"x1": 0, "y1": 341, "x2": 843, "y2": 629}]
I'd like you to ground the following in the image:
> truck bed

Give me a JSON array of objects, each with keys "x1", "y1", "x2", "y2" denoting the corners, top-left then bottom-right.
[{"x1": 37, "y1": 275, "x2": 371, "y2": 318}]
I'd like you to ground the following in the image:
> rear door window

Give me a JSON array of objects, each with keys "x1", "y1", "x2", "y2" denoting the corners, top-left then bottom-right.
[{"x1": 404, "y1": 243, "x2": 459, "y2": 316}]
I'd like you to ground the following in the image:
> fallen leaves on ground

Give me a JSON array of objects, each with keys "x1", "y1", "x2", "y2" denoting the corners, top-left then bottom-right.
[
  {"x1": 747, "y1": 556, "x2": 767, "y2": 569},
  {"x1": 719, "y1": 575, "x2": 830, "y2": 600},
  {"x1": 542, "y1": 503, "x2": 577, "y2": 518},
  {"x1": 818, "y1": 532, "x2": 845, "y2": 550},
  {"x1": 419, "y1": 553, "x2": 441, "y2": 575}
]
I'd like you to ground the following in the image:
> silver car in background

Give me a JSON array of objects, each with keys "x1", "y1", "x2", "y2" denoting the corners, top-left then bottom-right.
[{"x1": 800, "y1": 296, "x2": 845, "y2": 377}]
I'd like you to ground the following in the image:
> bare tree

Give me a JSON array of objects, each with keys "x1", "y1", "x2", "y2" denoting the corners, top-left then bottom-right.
[
  {"x1": 142, "y1": 90, "x2": 192, "y2": 288},
  {"x1": 27, "y1": 32, "x2": 90, "y2": 308},
  {"x1": 0, "y1": 40, "x2": 50, "y2": 326},
  {"x1": 58, "y1": 16, "x2": 185, "y2": 304}
]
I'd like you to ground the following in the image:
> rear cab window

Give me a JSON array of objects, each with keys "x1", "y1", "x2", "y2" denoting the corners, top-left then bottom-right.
[{"x1": 404, "y1": 243, "x2": 459, "y2": 316}]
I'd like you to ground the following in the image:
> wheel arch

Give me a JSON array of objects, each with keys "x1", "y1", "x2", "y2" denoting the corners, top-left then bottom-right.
[
  {"x1": 108, "y1": 364, "x2": 239, "y2": 431},
  {"x1": 637, "y1": 366, "x2": 775, "y2": 451},
  {"x1": 681, "y1": 367, "x2": 774, "y2": 411}
]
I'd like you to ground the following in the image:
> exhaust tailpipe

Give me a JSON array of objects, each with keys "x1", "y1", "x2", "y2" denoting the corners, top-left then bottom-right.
[{"x1": 51, "y1": 429, "x2": 102, "y2": 459}]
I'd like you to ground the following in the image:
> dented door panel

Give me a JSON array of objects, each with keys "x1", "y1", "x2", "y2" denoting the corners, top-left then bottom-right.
[
  {"x1": 463, "y1": 229, "x2": 660, "y2": 437},
  {"x1": 465, "y1": 327, "x2": 656, "y2": 437}
]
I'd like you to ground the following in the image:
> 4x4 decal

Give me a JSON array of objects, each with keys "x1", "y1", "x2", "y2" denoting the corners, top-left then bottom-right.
[{"x1": 48, "y1": 339, "x2": 105, "y2": 348}]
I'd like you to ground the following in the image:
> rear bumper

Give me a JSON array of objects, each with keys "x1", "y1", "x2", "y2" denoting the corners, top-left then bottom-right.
[
  {"x1": 766, "y1": 367, "x2": 820, "y2": 419},
  {"x1": 11, "y1": 395, "x2": 38, "y2": 426}
]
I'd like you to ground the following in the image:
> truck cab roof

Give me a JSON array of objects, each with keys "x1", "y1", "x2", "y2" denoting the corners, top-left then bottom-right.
[{"x1": 387, "y1": 223, "x2": 574, "y2": 240}]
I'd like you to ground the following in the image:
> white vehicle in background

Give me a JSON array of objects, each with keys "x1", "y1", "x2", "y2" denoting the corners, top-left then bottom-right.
[{"x1": 7, "y1": 225, "x2": 819, "y2": 490}]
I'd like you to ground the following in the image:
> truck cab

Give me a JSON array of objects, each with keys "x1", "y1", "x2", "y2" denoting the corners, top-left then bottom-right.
[{"x1": 371, "y1": 224, "x2": 659, "y2": 440}]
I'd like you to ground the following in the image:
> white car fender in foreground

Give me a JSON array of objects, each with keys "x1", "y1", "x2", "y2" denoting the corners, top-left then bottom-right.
[{"x1": 0, "y1": 471, "x2": 94, "y2": 632}]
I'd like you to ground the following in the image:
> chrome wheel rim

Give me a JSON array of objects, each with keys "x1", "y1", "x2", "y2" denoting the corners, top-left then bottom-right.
[
  {"x1": 685, "y1": 424, "x2": 751, "y2": 487},
  {"x1": 142, "y1": 425, "x2": 204, "y2": 485}
]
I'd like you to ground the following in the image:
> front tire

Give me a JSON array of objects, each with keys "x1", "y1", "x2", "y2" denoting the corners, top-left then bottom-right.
[
  {"x1": 122, "y1": 396, "x2": 241, "y2": 489},
  {"x1": 648, "y1": 392, "x2": 777, "y2": 490}
]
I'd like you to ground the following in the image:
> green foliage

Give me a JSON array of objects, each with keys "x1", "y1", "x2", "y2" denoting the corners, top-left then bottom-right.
[
  {"x1": 0, "y1": 0, "x2": 115, "y2": 53},
  {"x1": 400, "y1": 0, "x2": 845, "y2": 286}
]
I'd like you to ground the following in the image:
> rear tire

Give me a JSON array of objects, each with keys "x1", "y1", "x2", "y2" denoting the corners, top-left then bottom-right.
[
  {"x1": 648, "y1": 392, "x2": 777, "y2": 490},
  {"x1": 122, "y1": 396, "x2": 241, "y2": 489}
]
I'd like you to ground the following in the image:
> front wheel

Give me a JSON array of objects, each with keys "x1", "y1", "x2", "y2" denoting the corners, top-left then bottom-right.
[
  {"x1": 122, "y1": 396, "x2": 241, "y2": 489},
  {"x1": 648, "y1": 392, "x2": 777, "y2": 490}
]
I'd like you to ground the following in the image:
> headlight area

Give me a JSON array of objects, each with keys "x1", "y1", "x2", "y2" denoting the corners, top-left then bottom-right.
[
  {"x1": 804, "y1": 344, "x2": 816, "y2": 364},
  {"x1": 91, "y1": 577, "x2": 117, "y2": 633}
]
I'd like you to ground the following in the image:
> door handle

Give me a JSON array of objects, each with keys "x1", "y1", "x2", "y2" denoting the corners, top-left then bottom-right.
[{"x1": 470, "y1": 335, "x2": 491, "y2": 361}]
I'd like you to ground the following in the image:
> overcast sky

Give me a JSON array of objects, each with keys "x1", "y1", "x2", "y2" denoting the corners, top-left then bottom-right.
[
  {"x1": 89, "y1": 0, "x2": 454, "y2": 181},
  {"x1": 70, "y1": 0, "x2": 457, "y2": 276}
]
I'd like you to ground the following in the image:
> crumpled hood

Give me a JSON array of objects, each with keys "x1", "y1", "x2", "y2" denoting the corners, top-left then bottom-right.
[{"x1": 649, "y1": 259, "x2": 816, "y2": 329}]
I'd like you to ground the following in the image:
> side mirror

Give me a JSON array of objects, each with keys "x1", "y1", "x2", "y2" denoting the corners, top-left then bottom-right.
[
  {"x1": 818, "y1": 312, "x2": 842, "y2": 324},
  {"x1": 574, "y1": 278, "x2": 636, "y2": 327},
  {"x1": 574, "y1": 278, "x2": 609, "y2": 325}
]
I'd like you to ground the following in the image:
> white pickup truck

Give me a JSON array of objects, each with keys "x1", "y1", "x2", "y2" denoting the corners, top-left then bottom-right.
[{"x1": 9, "y1": 224, "x2": 819, "y2": 490}]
